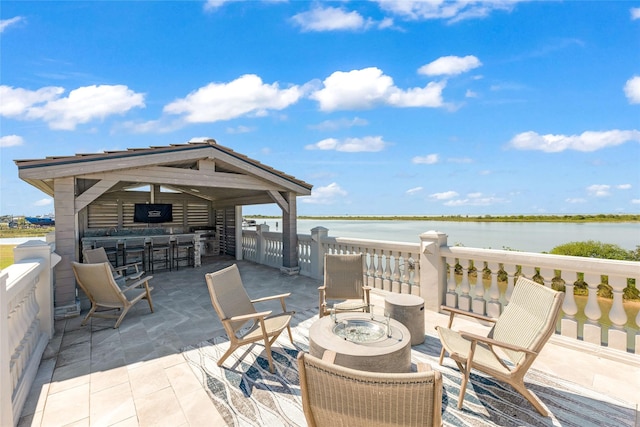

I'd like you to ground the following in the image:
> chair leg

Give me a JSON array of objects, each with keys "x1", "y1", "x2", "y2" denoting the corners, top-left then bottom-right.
[
  {"x1": 439, "y1": 347, "x2": 446, "y2": 365},
  {"x1": 511, "y1": 380, "x2": 550, "y2": 416},
  {"x1": 286, "y1": 325, "x2": 294, "y2": 343},
  {"x1": 458, "y1": 362, "x2": 472, "y2": 409},
  {"x1": 145, "y1": 291, "x2": 154, "y2": 312},
  {"x1": 81, "y1": 306, "x2": 97, "y2": 326},
  {"x1": 113, "y1": 307, "x2": 131, "y2": 328},
  {"x1": 217, "y1": 345, "x2": 238, "y2": 368}
]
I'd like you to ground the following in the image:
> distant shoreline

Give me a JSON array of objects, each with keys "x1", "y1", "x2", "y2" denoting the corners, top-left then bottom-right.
[{"x1": 248, "y1": 214, "x2": 640, "y2": 223}]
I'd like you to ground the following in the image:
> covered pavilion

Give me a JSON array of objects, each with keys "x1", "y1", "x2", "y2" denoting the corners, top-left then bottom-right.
[{"x1": 14, "y1": 139, "x2": 313, "y2": 318}]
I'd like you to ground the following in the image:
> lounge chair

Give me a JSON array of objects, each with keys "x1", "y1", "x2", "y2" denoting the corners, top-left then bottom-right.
[
  {"x1": 298, "y1": 350, "x2": 443, "y2": 427},
  {"x1": 205, "y1": 264, "x2": 294, "y2": 373},
  {"x1": 436, "y1": 276, "x2": 564, "y2": 416},
  {"x1": 72, "y1": 261, "x2": 154, "y2": 328},
  {"x1": 318, "y1": 253, "x2": 371, "y2": 318},
  {"x1": 83, "y1": 246, "x2": 145, "y2": 282}
]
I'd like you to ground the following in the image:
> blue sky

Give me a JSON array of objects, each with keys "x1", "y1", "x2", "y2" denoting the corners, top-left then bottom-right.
[{"x1": 1, "y1": 1, "x2": 639, "y2": 217}]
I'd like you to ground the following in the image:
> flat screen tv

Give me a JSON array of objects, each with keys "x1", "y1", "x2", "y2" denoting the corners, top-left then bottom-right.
[{"x1": 134, "y1": 203, "x2": 173, "y2": 223}]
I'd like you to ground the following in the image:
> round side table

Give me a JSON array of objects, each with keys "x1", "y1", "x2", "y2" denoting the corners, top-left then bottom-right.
[{"x1": 384, "y1": 294, "x2": 425, "y2": 346}]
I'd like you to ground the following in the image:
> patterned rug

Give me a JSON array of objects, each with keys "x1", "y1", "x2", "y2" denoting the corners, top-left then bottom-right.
[{"x1": 181, "y1": 309, "x2": 636, "y2": 427}]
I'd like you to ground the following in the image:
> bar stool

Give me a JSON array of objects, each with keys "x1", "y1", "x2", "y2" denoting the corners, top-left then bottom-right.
[
  {"x1": 150, "y1": 236, "x2": 172, "y2": 272},
  {"x1": 93, "y1": 239, "x2": 120, "y2": 267},
  {"x1": 173, "y1": 235, "x2": 194, "y2": 269},
  {"x1": 123, "y1": 238, "x2": 147, "y2": 271}
]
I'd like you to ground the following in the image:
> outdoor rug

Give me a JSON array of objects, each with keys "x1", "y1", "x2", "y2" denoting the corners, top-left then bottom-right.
[{"x1": 181, "y1": 309, "x2": 637, "y2": 427}]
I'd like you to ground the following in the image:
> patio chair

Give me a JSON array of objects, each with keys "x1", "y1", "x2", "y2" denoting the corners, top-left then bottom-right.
[
  {"x1": 205, "y1": 264, "x2": 294, "y2": 373},
  {"x1": 83, "y1": 247, "x2": 145, "y2": 283},
  {"x1": 318, "y1": 253, "x2": 371, "y2": 318},
  {"x1": 71, "y1": 262, "x2": 154, "y2": 328},
  {"x1": 298, "y1": 350, "x2": 443, "y2": 427},
  {"x1": 436, "y1": 276, "x2": 565, "y2": 416}
]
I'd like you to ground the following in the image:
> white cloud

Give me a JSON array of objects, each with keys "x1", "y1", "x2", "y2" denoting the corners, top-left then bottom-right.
[
  {"x1": 164, "y1": 74, "x2": 302, "y2": 123},
  {"x1": 34, "y1": 198, "x2": 53, "y2": 207},
  {"x1": 0, "y1": 16, "x2": 23, "y2": 33},
  {"x1": 292, "y1": 6, "x2": 372, "y2": 32},
  {"x1": 406, "y1": 186, "x2": 423, "y2": 195},
  {"x1": 624, "y1": 76, "x2": 640, "y2": 104},
  {"x1": 508, "y1": 129, "x2": 640, "y2": 152},
  {"x1": 375, "y1": 0, "x2": 522, "y2": 23},
  {"x1": 587, "y1": 184, "x2": 611, "y2": 197},
  {"x1": 465, "y1": 89, "x2": 478, "y2": 98},
  {"x1": 467, "y1": 192, "x2": 483, "y2": 198},
  {"x1": 418, "y1": 55, "x2": 482, "y2": 76},
  {"x1": 0, "y1": 134, "x2": 24, "y2": 147},
  {"x1": 565, "y1": 198, "x2": 586, "y2": 203},
  {"x1": 444, "y1": 196, "x2": 506, "y2": 206},
  {"x1": 631, "y1": 7, "x2": 640, "y2": 20},
  {"x1": 617, "y1": 184, "x2": 632, "y2": 190},
  {"x1": 429, "y1": 190, "x2": 458, "y2": 200},
  {"x1": 412, "y1": 154, "x2": 439, "y2": 164},
  {"x1": 203, "y1": 0, "x2": 232, "y2": 12},
  {"x1": 226, "y1": 125, "x2": 255, "y2": 134},
  {"x1": 310, "y1": 67, "x2": 445, "y2": 111},
  {"x1": 632, "y1": 199, "x2": 640, "y2": 204},
  {"x1": 305, "y1": 136, "x2": 386, "y2": 152},
  {"x1": 302, "y1": 182, "x2": 348, "y2": 204},
  {"x1": 309, "y1": 117, "x2": 369, "y2": 131},
  {"x1": 1, "y1": 85, "x2": 145, "y2": 130}
]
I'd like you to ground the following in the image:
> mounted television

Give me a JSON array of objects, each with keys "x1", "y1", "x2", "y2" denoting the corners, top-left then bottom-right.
[{"x1": 134, "y1": 203, "x2": 173, "y2": 223}]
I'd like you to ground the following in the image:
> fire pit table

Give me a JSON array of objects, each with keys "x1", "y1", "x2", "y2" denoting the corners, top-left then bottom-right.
[{"x1": 308, "y1": 312, "x2": 412, "y2": 373}]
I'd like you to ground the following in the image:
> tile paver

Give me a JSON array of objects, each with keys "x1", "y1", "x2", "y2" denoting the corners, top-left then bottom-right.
[{"x1": 17, "y1": 256, "x2": 640, "y2": 426}]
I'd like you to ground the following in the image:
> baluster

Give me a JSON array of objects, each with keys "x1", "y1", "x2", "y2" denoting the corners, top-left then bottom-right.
[
  {"x1": 375, "y1": 249, "x2": 384, "y2": 290},
  {"x1": 458, "y1": 259, "x2": 472, "y2": 312},
  {"x1": 486, "y1": 261, "x2": 501, "y2": 318},
  {"x1": 560, "y1": 271, "x2": 579, "y2": 339},
  {"x1": 410, "y1": 255, "x2": 420, "y2": 296},
  {"x1": 521, "y1": 265, "x2": 537, "y2": 282},
  {"x1": 384, "y1": 252, "x2": 393, "y2": 292},
  {"x1": 445, "y1": 257, "x2": 458, "y2": 308},
  {"x1": 607, "y1": 275, "x2": 628, "y2": 351},
  {"x1": 471, "y1": 259, "x2": 486, "y2": 316},
  {"x1": 539, "y1": 267, "x2": 555, "y2": 289},
  {"x1": 366, "y1": 250, "x2": 376, "y2": 287},
  {"x1": 392, "y1": 253, "x2": 402, "y2": 293},
  {"x1": 583, "y1": 272, "x2": 603, "y2": 346},
  {"x1": 503, "y1": 264, "x2": 517, "y2": 304}
]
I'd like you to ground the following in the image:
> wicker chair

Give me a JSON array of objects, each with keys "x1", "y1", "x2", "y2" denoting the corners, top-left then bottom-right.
[
  {"x1": 83, "y1": 247, "x2": 145, "y2": 283},
  {"x1": 205, "y1": 264, "x2": 294, "y2": 373},
  {"x1": 71, "y1": 262, "x2": 154, "y2": 328},
  {"x1": 436, "y1": 276, "x2": 565, "y2": 416},
  {"x1": 318, "y1": 253, "x2": 371, "y2": 318},
  {"x1": 298, "y1": 350, "x2": 443, "y2": 427}
]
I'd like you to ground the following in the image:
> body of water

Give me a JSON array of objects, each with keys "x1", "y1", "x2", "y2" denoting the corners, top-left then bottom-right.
[{"x1": 250, "y1": 219, "x2": 640, "y2": 253}]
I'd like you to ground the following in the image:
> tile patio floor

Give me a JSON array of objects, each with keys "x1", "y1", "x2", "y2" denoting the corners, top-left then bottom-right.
[{"x1": 18, "y1": 256, "x2": 640, "y2": 426}]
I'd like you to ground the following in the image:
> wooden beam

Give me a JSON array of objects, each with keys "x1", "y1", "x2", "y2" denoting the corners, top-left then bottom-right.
[
  {"x1": 268, "y1": 190, "x2": 289, "y2": 213},
  {"x1": 74, "y1": 179, "x2": 118, "y2": 213},
  {"x1": 80, "y1": 166, "x2": 278, "y2": 191}
]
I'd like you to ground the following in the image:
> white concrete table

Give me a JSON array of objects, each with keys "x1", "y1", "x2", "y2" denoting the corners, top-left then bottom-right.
[
  {"x1": 308, "y1": 312, "x2": 411, "y2": 373},
  {"x1": 385, "y1": 293, "x2": 425, "y2": 346}
]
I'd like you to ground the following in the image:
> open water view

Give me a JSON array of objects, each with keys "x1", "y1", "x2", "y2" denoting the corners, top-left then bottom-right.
[{"x1": 250, "y1": 219, "x2": 640, "y2": 253}]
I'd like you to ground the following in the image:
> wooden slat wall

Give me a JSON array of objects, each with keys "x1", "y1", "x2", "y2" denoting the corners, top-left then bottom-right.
[{"x1": 86, "y1": 192, "x2": 213, "y2": 231}]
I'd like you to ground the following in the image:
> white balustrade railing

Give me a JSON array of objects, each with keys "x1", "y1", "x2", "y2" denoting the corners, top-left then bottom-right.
[
  {"x1": 241, "y1": 226, "x2": 640, "y2": 355},
  {"x1": 1, "y1": 240, "x2": 60, "y2": 427}
]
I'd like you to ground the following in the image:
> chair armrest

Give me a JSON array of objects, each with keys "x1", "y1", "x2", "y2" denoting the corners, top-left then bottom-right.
[
  {"x1": 121, "y1": 275, "x2": 154, "y2": 293},
  {"x1": 114, "y1": 262, "x2": 143, "y2": 273},
  {"x1": 441, "y1": 306, "x2": 497, "y2": 324},
  {"x1": 322, "y1": 350, "x2": 337, "y2": 363},
  {"x1": 226, "y1": 310, "x2": 272, "y2": 323},
  {"x1": 459, "y1": 331, "x2": 537, "y2": 355},
  {"x1": 317, "y1": 285, "x2": 327, "y2": 291},
  {"x1": 251, "y1": 293, "x2": 291, "y2": 304},
  {"x1": 417, "y1": 363, "x2": 432, "y2": 372}
]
